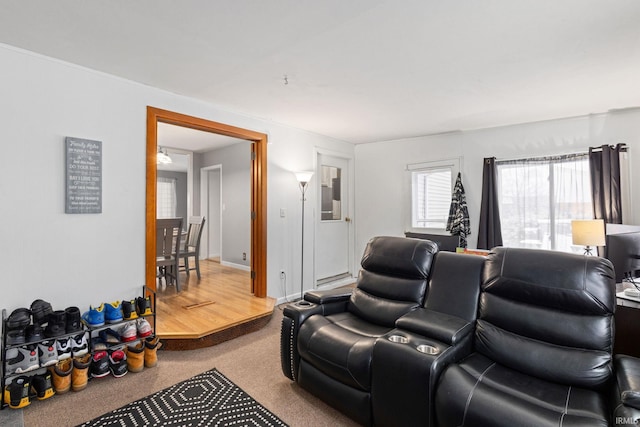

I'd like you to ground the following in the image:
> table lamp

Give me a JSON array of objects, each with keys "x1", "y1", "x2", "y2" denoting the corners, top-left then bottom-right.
[{"x1": 571, "y1": 219, "x2": 605, "y2": 255}]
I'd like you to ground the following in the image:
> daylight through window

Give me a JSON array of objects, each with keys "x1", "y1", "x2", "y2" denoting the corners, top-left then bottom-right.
[
  {"x1": 496, "y1": 154, "x2": 592, "y2": 253},
  {"x1": 411, "y1": 167, "x2": 452, "y2": 229},
  {"x1": 157, "y1": 177, "x2": 177, "y2": 218}
]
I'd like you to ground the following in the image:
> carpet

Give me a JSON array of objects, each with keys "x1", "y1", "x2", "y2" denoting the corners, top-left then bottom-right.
[{"x1": 78, "y1": 368, "x2": 288, "y2": 427}]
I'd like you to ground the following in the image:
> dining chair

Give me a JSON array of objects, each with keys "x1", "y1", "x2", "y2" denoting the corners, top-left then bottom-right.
[
  {"x1": 156, "y1": 217, "x2": 183, "y2": 291},
  {"x1": 179, "y1": 216, "x2": 206, "y2": 280}
]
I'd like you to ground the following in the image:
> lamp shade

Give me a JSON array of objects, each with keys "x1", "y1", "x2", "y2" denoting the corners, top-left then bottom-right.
[
  {"x1": 571, "y1": 219, "x2": 606, "y2": 247},
  {"x1": 294, "y1": 171, "x2": 314, "y2": 184},
  {"x1": 157, "y1": 147, "x2": 172, "y2": 164}
]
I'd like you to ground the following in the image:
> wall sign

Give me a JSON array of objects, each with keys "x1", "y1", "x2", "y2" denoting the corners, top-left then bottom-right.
[{"x1": 65, "y1": 137, "x2": 102, "y2": 214}]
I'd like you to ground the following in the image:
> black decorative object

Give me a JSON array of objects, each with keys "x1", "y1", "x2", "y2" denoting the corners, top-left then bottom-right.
[{"x1": 79, "y1": 369, "x2": 288, "y2": 426}]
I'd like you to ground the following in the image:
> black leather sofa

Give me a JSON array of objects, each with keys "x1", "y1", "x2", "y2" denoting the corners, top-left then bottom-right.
[{"x1": 280, "y1": 236, "x2": 640, "y2": 426}]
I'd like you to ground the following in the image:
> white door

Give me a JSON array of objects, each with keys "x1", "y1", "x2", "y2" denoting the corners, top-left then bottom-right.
[{"x1": 316, "y1": 153, "x2": 352, "y2": 286}]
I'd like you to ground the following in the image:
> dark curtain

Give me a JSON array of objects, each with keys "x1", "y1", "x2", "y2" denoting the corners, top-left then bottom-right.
[
  {"x1": 589, "y1": 144, "x2": 623, "y2": 224},
  {"x1": 477, "y1": 157, "x2": 503, "y2": 249}
]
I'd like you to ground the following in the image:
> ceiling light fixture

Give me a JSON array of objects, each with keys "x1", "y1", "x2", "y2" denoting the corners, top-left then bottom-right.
[{"x1": 157, "y1": 146, "x2": 172, "y2": 164}]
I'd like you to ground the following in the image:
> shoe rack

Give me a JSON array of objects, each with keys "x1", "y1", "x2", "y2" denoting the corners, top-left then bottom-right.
[
  {"x1": 0, "y1": 286, "x2": 156, "y2": 410},
  {"x1": 85, "y1": 288, "x2": 157, "y2": 355}
]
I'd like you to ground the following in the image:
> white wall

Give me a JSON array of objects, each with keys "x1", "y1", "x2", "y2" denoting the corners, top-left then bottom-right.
[
  {"x1": 205, "y1": 168, "x2": 222, "y2": 259},
  {"x1": 355, "y1": 110, "x2": 640, "y2": 259},
  {"x1": 201, "y1": 142, "x2": 251, "y2": 268},
  {"x1": 0, "y1": 44, "x2": 354, "y2": 311}
]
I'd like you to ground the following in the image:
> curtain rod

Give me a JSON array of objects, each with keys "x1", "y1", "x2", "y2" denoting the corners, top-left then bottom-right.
[
  {"x1": 588, "y1": 143, "x2": 628, "y2": 153},
  {"x1": 497, "y1": 143, "x2": 628, "y2": 164}
]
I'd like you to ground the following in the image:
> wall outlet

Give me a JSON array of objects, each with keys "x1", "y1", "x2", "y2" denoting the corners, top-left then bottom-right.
[
  {"x1": 280, "y1": 270, "x2": 286, "y2": 279},
  {"x1": 242, "y1": 252, "x2": 246, "y2": 260}
]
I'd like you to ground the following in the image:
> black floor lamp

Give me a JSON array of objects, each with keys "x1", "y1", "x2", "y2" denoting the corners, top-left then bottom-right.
[{"x1": 295, "y1": 171, "x2": 314, "y2": 301}]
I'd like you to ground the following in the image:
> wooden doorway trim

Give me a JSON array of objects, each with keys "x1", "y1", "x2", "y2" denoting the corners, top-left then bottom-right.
[{"x1": 146, "y1": 106, "x2": 268, "y2": 298}]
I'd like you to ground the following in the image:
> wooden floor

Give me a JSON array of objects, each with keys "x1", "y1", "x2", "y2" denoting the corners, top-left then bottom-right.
[{"x1": 154, "y1": 258, "x2": 276, "y2": 349}]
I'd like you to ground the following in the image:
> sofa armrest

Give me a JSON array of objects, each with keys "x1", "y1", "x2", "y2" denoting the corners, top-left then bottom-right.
[
  {"x1": 396, "y1": 308, "x2": 473, "y2": 346},
  {"x1": 304, "y1": 288, "x2": 353, "y2": 304},
  {"x1": 281, "y1": 301, "x2": 323, "y2": 381},
  {"x1": 615, "y1": 354, "x2": 640, "y2": 410}
]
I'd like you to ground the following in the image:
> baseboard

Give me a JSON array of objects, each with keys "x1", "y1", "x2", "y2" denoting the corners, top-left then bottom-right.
[
  {"x1": 220, "y1": 260, "x2": 251, "y2": 271},
  {"x1": 316, "y1": 276, "x2": 356, "y2": 289}
]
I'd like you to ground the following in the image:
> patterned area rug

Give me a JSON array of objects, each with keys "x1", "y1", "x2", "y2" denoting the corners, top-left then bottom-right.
[{"x1": 78, "y1": 369, "x2": 288, "y2": 426}]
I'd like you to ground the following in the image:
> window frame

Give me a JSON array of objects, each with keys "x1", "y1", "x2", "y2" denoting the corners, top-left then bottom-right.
[{"x1": 406, "y1": 158, "x2": 460, "y2": 233}]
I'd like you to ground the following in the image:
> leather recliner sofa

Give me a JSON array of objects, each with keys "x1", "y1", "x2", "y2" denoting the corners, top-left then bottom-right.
[{"x1": 280, "y1": 236, "x2": 640, "y2": 426}]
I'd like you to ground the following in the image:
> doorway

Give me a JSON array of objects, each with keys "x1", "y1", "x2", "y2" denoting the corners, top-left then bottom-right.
[{"x1": 146, "y1": 107, "x2": 267, "y2": 297}]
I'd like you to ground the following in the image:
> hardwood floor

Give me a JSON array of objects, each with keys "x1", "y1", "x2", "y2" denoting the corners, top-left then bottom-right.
[{"x1": 154, "y1": 258, "x2": 276, "y2": 349}]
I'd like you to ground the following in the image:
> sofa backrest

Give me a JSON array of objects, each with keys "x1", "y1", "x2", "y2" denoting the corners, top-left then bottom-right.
[
  {"x1": 478, "y1": 247, "x2": 616, "y2": 389},
  {"x1": 348, "y1": 236, "x2": 438, "y2": 327},
  {"x1": 426, "y1": 251, "x2": 484, "y2": 322}
]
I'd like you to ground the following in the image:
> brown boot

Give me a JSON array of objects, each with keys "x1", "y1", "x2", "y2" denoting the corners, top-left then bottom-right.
[
  {"x1": 71, "y1": 353, "x2": 91, "y2": 391},
  {"x1": 144, "y1": 336, "x2": 162, "y2": 368},
  {"x1": 49, "y1": 358, "x2": 73, "y2": 394},
  {"x1": 126, "y1": 341, "x2": 145, "y2": 373}
]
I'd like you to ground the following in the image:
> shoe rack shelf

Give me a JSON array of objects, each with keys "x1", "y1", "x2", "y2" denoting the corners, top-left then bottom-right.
[
  {"x1": 85, "y1": 288, "x2": 157, "y2": 353},
  {"x1": 0, "y1": 286, "x2": 156, "y2": 410}
]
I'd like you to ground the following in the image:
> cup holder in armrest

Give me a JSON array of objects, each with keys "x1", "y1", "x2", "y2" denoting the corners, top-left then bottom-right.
[
  {"x1": 416, "y1": 344, "x2": 440, "y2": 355},
  {"x1": 388, "y1": 335, "x2": 409, "y2": 344},
  {"x1": 296, "y1": 300, "x2": 313, "y2": 307}
]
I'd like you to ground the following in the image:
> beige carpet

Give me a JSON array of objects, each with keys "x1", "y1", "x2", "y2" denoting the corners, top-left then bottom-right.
[{"x1": 21, "y1": 305, "x2": 359, "y2": 427}]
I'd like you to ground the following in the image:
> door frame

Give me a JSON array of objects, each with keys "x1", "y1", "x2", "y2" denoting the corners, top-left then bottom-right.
[
  {"x1": 146, "y1": 107, "x2": 268, "y2": 297},
  {"x1": 313, "y1": 148, "x2": 356, "y2": 289}
]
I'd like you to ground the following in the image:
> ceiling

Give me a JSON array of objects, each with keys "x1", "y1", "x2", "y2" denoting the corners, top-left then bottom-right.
[
  {"x1": 157, "y1": 122, "x2": 244, "y2": 153},
  {"x1": 157, "y1": 123, "x2": 246, "y2": 172},
  {"x1": 1, "y1": 1, "x2": 639, "y2": 144}
]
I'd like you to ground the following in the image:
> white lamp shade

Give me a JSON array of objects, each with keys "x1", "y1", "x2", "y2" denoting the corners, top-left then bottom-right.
[
  {"x1": 157, "y1": 147, "x2": 172, "y2": 164},
  {"x1": 294, "y1": 171, "x2": 314, "y2": 183},
  {"x1": 571, "y1": 219, "x2": 606, "y2": 246}
]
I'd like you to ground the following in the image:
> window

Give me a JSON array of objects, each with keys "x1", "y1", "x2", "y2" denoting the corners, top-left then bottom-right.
[
  {"x1": 409, "y1": 160, "x2": 457, "y2": 230},
  {"x1": 157, "y1": 177, "x2": 177, "y2": 218},
  {"x1": 496, "y1": 154, "x2": 591, "y2": 253},
  {"x1": 320, "y1": 165, "x2": 342, "y2": 221}
]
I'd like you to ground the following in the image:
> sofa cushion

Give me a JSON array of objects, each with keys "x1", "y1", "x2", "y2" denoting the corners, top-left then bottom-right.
[
  {"x1": 435, "y1": 353, "x2": 610, "y2": 427},
  {"x1": 478, "y1": 247, "x2": 615, "y2": 389},
  {"x1": 348, "y1": 236, "x2": 438, "y2": 327},
  {"x1": 297, "y1": 312, "x2": 392, "y2": 391},
  {"x1": 425, "y1": 251, "x2": 485, "y2": 322}
]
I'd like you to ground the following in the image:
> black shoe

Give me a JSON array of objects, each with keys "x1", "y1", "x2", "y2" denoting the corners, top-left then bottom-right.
[
  {"x1": 136, "y1": 296, "x2": 152, "y2": 316},
  {"x1": 30, "y1": 372, "x2": 55, "y2": 400},
  {"x1": 6, "y1": 329, "x2": 25, "y2": 346},
  {"x1": 25, "y1": 323, "x2": 44, "y2": 343},
  {"x1": 122, "y1": 300, "x2": 139, "y2": 320},
  {"x1": 7, "y1": 308, "x2": 31, "y2": 329},
  {"x1": 30, "y1": 299, "x2": 53, "y2": 326},
  {"x1": 44, "y1": 310, "x2": 66, "y2": 338},
  {"x1": 3, "y1": 376, "x2": 31, "y2": 409},
  {"x1": 65, "y1": 306, "x2": 82, "y2": 333}
]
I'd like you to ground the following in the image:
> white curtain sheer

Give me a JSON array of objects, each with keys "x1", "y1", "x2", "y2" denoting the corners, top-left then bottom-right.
[
  {"x1": 496, "y1": 154, "x2": 592, "y2": 253},
  {"x1": 157, "y1": 177, "x2": 177, "y2": 218}
]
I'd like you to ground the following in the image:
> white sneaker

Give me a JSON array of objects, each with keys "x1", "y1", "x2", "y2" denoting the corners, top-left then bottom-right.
[
  {"x1": 37, "y1": 340, "x2": 58, "y2": 367},
  {"x1": 71, "y1": 333, "x2": 88, "y2": 357},
  {"x1": 6, "y1": 346, "x2": 40, "y2": 375},
  {"x1": 120, "y1": 322, "x2": 138, "y2": 342},
  {"x1": 136, "y1": 318, "x2": 153, "y2": 338},
  {"x1": 56, "y1": 337, "x2": 72, "y2": 360}
]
